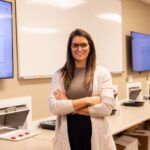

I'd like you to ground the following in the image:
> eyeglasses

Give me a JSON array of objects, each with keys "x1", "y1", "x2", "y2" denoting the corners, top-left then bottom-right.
[{"x1": 71, "y1": 43, "x2": 89, "y2": 50}]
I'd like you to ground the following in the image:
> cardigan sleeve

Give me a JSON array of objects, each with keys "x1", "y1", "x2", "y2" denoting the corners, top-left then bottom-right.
[
  {"x1": 48, "y1": 71, "x2": 74, "y2": 115},
  {"x1": 88, "y1": 69, "x2": 115, "y2": 117}
]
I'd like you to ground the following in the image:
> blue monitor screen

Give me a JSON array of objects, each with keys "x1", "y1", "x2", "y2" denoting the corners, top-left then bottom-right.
[
  {"x1": 0, "y1": 1, "x2": 13, "y2": 79},
  {"x1": 131, "y1": 31, "x2": 150, "y2": 72}
]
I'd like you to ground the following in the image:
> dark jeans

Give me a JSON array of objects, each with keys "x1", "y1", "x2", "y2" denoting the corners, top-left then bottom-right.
[{"x1": 67, "y1": 114, "x2": 92, "y2": 150}]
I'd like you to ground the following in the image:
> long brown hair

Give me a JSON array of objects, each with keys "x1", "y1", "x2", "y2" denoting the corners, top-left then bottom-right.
[{"x1": 60, "y1": 29, "x2": 96, "y2": 90}]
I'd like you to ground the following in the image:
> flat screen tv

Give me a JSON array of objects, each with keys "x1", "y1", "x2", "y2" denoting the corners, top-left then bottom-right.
[
  {"x1": 131, "y1": 31, "x2": 150, "y2": 72},
  {"x1": 0, "y1": 1, "x2": 13, "y2": 79}
]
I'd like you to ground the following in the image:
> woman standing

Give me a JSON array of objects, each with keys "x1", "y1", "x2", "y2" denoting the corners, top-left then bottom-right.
[{"x1": 49, "y1": 29, "x2": 116, "y2": 150}]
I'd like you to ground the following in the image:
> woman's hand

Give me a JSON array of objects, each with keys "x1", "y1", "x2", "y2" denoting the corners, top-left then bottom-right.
[
  {"x1": 54, "y1": 90, "x2": 68, "y2": 100},
  {"x1": 86, "y1": 96, "x2": 101, "y2": 106},
  {"x1": 75, "y1": 107, "x2": 90, "y2": 116},
  {"x1": 74, "y1": 96, "x2": 101, "y2": 116}
]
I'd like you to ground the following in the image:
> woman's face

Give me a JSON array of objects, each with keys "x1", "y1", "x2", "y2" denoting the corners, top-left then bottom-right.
[{"x1": 71, "y1": 36, "x2": 90, "y2": 63}]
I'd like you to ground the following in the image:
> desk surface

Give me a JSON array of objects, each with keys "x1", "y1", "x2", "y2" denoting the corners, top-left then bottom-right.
[
  {"x1": 0, "y1": 129, "x2": 55, "y2": 150},
  {"x1": 1, "y1": 100, "x2": 150, "y2": 150},
  {"x1": 108, "y1": 100, "x2": 150, "y2": 135}
]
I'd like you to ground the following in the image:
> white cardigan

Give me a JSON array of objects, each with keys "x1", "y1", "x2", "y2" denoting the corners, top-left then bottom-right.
[{"x1": 48, "y1": 66, "x2": 116, "y2": 150}]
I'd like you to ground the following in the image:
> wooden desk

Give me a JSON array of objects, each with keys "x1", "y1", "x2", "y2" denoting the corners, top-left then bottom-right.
[{"x1": 1, "y1": 100, "x2": 150, "y2": 150}]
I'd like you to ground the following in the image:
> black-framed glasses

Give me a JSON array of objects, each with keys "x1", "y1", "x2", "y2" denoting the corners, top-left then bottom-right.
[{"x1": 71, "y1": 43, "x2": 89, "y2": 50}]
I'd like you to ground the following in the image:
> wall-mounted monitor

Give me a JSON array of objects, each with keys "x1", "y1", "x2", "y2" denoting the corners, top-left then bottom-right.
[
  {"x1": 131, "y1": 31, "x2": 150, "y2": 72},
  {"x1": 0, "y1": 1, "x2": 13, "y2": 79}
]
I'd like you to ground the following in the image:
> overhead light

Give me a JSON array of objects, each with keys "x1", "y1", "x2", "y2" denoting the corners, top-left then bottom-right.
[
  {"x1": 97, "y1": 13, "x2": 122, "y2": 24},
  {"x1": 20, "y1": 27, "x2": 60, "y2": 34},
  {"x1": 26, "y1": 0, "x2": 87, "y2": 9}
]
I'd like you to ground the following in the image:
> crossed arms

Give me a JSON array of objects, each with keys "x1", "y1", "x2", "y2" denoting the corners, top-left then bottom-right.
[
  {"x1": 48, "y1": 71, "x2": 115, "y2": 117},
  {"x1": 54, "y1": 89, "x2": 101, "y2": 116}
]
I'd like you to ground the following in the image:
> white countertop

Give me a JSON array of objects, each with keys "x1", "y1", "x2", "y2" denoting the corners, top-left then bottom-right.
[
  {"x1": 0, "y1": 129, "x2": 55, "y2": 150},
  {"x1": 108, "y1": 100, "x2": 150, "y2": 135},
  {"x1": 1, "y1": 100, "x2": 150, "y2": 150}
]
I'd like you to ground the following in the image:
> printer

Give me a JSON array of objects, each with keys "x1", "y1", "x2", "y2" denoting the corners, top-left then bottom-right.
[
  {"x1": 123, "y1": 85, "x2": 144, "y2": 107},
  {"x1": 0, "y1": 105, "x2": 29, "y2": 134},
  {"x1": 0, "y1": 97, "x2": 39, "y2": 141}
]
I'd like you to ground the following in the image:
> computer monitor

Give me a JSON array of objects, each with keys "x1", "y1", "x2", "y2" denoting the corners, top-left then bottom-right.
[
  {"x1": 131, "y1": 31, "x2": 150, "y2": 72},
  {"x1": 0, "y1": 1, "x2": 13, "y2": 79}
]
